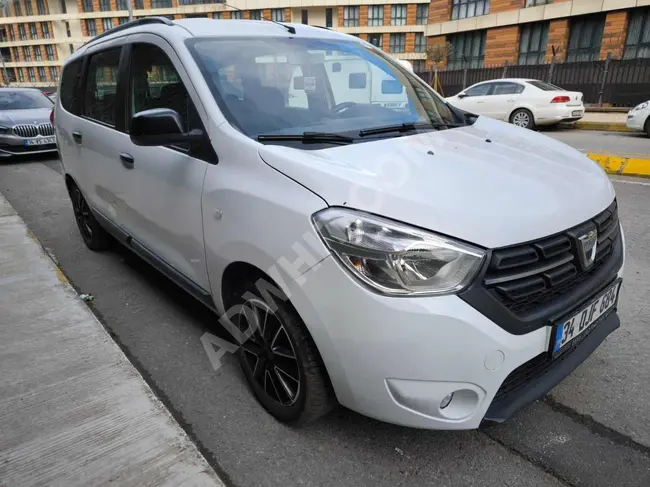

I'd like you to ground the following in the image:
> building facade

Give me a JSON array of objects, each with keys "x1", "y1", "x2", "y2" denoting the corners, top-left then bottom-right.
[{"x1": 0, "y1": 0, "x2": 649, "y2": 88}]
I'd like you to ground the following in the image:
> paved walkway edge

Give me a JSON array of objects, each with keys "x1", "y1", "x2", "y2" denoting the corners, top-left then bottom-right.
[
  {"x1": 574, "y1": 121, "x2": 634, "y2": 133},
  {"x1": 0, "y1": 193, "x2": 225, "y2": 487},
  {"x1": 587, "y1": 154, "x2": 650, "y2": 178}
]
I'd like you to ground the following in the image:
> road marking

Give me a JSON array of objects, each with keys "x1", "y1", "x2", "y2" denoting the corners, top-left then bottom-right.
[{"x1": 610, "y1": 178, "x2": 650, "y2": 187}]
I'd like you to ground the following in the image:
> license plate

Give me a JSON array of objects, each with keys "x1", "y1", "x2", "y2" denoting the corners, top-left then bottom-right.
[
  {"x1": 572, "y1": 110, "x2": 583, "y2": 116},
  {"x1": 551, "y1": 280, "x2": 621, "y2": 356},
  {"x1": 24, "y1": 136, "x2": 56, "y2": 146}
]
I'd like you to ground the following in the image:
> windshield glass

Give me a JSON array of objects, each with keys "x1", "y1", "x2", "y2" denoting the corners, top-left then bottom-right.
[
  {"x1": 188, "y1": 37, "x2": 459, "y2": 138},
  {"x1": 0, "y1": 90, "x2": 53, "y2": 110}
]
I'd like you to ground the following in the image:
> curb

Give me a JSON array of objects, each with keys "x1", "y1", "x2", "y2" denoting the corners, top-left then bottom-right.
[
  {"x1": 574, "y1": 122, "x2": 634, "y2": 133},
  {"x1": 587, "y1": 153, "x2": 650, "y2": 178}
]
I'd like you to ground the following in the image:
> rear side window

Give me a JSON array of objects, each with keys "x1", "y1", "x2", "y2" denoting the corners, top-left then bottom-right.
[
  {"x1": 493, "y1": 82, "x2": 524, "y2": 95},
  {"x1": 60, "y1": 59, "x2": 83, "y2": 115},
  {"x1": 83, "y1": 48, "x2": 122, "y2": 126},
  {"x1": 527, "y1": 80, "x2": 565, "y2": 91}
]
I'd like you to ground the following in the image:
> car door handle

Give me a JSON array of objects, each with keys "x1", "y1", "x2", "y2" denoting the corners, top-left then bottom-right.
[
  {"x1": 120, "y1": 152, "x2": 134, "y2": 169},
  {"x1": 72, "y1": 131, "x2": 82, "y2": 143}
]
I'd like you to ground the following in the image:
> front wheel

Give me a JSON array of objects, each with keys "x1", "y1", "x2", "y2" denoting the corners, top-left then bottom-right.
[
  {"x1": 510, "y1": 109, "x2": 535, "y2": 130},
  {"x1": 68, "y1": 183, "x2": 112, "y2": 251},
  {"x1": 235, "y1": 282, "x2": 335, "y2": 425},
  {"x1": 644, "y1": 117, "x2": 650, "y2": 138}
]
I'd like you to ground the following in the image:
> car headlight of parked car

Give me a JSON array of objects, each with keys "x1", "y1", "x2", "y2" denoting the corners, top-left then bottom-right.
[
  {"x1": 312, "y1": 208, "x2": 485, "y2": 296},
  {"x1": 0, "y1": 125, "x2": 10, "y2": 134},
  {"x1": 632, "y1": 102, "x2": 648, "y2": 112}
]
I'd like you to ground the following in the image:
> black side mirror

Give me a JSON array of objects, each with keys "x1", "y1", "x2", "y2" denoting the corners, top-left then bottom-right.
[
  {"x1": 130, "y1": 108, "x2": 203, "y2": 147},
  {"x1": 457, "y1": 92, "x2": 468, "y2": 99}
]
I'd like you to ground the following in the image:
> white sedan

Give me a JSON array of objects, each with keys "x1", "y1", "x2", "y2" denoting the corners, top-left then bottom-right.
[
  {"x1": 626, "y1": 100, "x2": 650, "y2": 137},
  {"x1": 446, "y1": 78, "x2": 584, "y2": 130}
]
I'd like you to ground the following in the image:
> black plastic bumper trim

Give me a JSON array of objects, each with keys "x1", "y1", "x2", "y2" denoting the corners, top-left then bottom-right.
[{"x1": 481, "y1": 311, "x2": 620, "y2": 425}]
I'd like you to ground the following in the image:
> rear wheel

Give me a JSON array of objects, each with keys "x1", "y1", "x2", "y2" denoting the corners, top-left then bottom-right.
[
  {"x1": 68, "y1": 183, "x2": 112, "y2": 251},
  {"x1": 234, "y1": 281, "x2": 335, "y2": 425},
  {"x1": 510, "y1": 109, "x2": 535, "y2": 130}
]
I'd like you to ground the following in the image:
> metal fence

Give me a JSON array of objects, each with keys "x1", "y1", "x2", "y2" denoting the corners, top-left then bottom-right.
[{"x1": 417, "y1": 56, "x2": 650, "y2": 107}]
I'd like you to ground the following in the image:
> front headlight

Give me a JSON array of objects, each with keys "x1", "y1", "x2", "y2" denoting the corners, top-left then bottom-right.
[
  {"x1": 0, "y1": 125, "x2": 10, "y2": 134},
  {"x1": 633, "y1": 102, "x2": 649, "y2": 111},
  {"x1": 312, "y1": 208, "x2": 485, "y2": 296}
]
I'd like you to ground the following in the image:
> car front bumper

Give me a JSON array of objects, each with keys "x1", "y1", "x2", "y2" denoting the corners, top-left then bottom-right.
[
  {"x1": 287, "y1": 233, "x2": 624, "y2": 430},
  {"x1": 0, "y1": 133, "x2": 57, "y2": 157}
]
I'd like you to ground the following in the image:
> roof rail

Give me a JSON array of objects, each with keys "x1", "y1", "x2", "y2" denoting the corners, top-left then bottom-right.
[{"x1": 82, "y1": 16, "x2": 174, "y2": 47}]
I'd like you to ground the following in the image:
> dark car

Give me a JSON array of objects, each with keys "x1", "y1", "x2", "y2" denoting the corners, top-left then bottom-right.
[{"x1": 0, "y1": 88, "x2": 56, "y2": 158}]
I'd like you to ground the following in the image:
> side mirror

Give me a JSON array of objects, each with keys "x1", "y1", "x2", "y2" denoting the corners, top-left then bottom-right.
[
  {"x1": 130, "y1": 108, "x2": 203, "y2": 147},
  {"x1": 457, "y1": 92, "x2": 468, "y2": 99}
]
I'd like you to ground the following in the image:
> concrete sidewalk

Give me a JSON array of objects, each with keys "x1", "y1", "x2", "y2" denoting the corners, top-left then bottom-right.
[{"x1": 0, "y1": 194, "x2": 224, "y2": 487}]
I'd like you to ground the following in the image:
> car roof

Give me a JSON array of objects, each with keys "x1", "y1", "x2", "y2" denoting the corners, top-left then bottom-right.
[
  {"x1": 70, "y1": 18, "x2": 356, "y2": 61},
  {"x1": 474, "y1": 78, "x2": 537, "y2": 85}
]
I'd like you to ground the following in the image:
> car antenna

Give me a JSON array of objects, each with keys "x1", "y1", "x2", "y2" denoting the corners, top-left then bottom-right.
[{"x1": 222, "y1": 3, "x2": 296, "y2": 35}]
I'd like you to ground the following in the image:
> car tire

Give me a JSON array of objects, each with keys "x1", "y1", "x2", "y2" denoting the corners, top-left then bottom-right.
[
  {"x1": 67, "y1": 183, "x2": 113, "y2": 251},
  {"x1": 234, "y1": 281, "x2": 336, "y2": 425},
  {"x1": 644, "y1": 117, "x2": 650, "y2": 138},
  {"x1": 510, "y1": 109, "x2": 535, "y2": 130}
]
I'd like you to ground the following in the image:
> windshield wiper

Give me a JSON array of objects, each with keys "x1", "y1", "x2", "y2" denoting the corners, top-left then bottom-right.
[
  {"x1": 359, "y1": 121, "x2": 465, "y2": 137},
  {"x1": 257, "y1": 132, "x2": 355, "y2": 145}
]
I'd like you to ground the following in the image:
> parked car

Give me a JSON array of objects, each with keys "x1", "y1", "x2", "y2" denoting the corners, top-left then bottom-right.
[
  {"x1": 626, "y1": 100, "x2": 650, "y2": 136},
  {"x1": 54, "y1": 17, "x2": 624, "y2": 430},
  {"x1": 0, "y1": 88, "x2": 56, "y2": 158},
  {"x1": 446, "y1": 78, "x2": 584, "y2": 129}
]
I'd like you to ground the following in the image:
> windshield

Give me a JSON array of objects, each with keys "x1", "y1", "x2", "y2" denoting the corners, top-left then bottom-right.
[
  {"x1": 0, "y1": 90, "x2": 53, "y2": 110},
  {"x1": 188, "y1": 37, "x2": 460, "y2": 139}
]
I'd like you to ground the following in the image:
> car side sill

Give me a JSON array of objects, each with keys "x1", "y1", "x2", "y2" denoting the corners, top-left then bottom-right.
[{"x1": 92, "y1": 208, "x2": 217, "y2": 312}]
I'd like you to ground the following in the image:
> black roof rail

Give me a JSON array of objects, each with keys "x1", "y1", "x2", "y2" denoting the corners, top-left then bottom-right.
[{"x1": 82, "y1": 16, "x2": 174, "y2": 47}]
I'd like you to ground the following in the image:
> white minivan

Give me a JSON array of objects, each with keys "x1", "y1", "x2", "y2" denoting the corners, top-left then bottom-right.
[{"x1": 53, "y1": 17, "x2": 624, "y2": 430}]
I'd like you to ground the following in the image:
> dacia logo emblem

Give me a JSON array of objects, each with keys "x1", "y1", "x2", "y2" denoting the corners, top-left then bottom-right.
[{"x1": 578, "y1": 229, "x2": 598, "y2": 270}]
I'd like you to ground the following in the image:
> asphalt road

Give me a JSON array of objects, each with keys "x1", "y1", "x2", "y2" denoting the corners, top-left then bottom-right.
[
  {"x1": 1, "y1": 142, "x2": 650, "y2": 487},
  {"x1": 544, "y1": 129, "x2": 650, "y2": 157}
]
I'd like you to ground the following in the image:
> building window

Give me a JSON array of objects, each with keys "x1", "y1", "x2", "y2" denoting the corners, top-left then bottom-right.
[
  {"x1": 25, "y1": 0, "x2": 33, "y2": 15},
  {"x1": 100, "y1": 0, "x2": 110, "y2": 11},
  {"x1": 451, "y1": 0, "x2": 490, "y2": 21},
  {"x1": 391, "y1": 5, "x2": 407, "y2": 26},
  {"x1": 448, "y1": 30, "x2": 486, "y2": 69},
  {"x1": 86, "y1": 19, "x2": 97, "y2": 36},
  {"x1": 343, "y1": 6, "x2": 359, "y2": 27},
  {"x1": 389, "y1": 33, "x2": 406, "y2": 53},
  {"x1": 18, "y1": 25, "x2": 26, "y2": 41},
  {"x1": 151, "y1": 0, "x2": 172, "y2": 7},
  {"x1": 82, "y1": 0, "x2": 93, "y2": 12},
  {"x1": 567, "y1": 15, "x2": 605, "y2": 62},
  {"x1": 27, "y1": 67, "x2": 36, "y2": 82},
  {"x1": 625, "y1": 8, "x2": 650, "y2": 59},
  {"x1": 38, "y1": 66, "x2": 46, "y2": 81},
  {"x1": 118, "y1": 17, "x2": 128, "y2": 25},
  {"x1": 525, "y1": 0, "x2": 550, "y2": 6},
  {"x1": 368, "y1": 33, "x2": 382, "y2": 49},
  {"x1": 519, "y1": 21, "x2": 549, "y2": 65},
  {"x1": 325, "y1": 8, "x2": 332, "y2": 28},
  {"x1": 8, "y1": 26, "x2": 14, "y2": 41},
  {"x1": 368, "y1": 6, "x2": 383, "y2": 27},
  {"x1": 13, "y1": 0, "x2": 21, "y2": 16},
  {"x1": 250, "y1": 10, "x2": 261, "y2": 20},
  {"x1": 18, "y1": 68, "x2": 24, "y2": 82},
  {"x1": 45, "y1": 44, "x2": 54, "y2": 60},
  {"x1": 271, "y1": 9, "x2": 285, "y2": 22},
  {"x1": 34, "y1": 45, "x2": 42, "y2": 60},
  {"x1": 416, "y1": 4, "x2": 428, "y2": 25},
  {"x1": 413, "y1": 59, "x2": 426, "y2": 72},
  {"x1": 50, "y1": 67, "x2": 58, "y2": 81},
  {"x1": 11, "y1": 47, "x2": 18, "y2": 61},
  {"x1": 231, "y1": 11, "x2": 243, "y2": 20},
  {"x1": 37, "y1": 0, "x2": 47, "y2": 15},
  {"x1": 135, "y1": 0, "x2": 144, "y2": 8},
  {"x1": 414, "y1": 32, "x2": 426, "y2": 53},
  {"x1": 301, "y1": 9, "x2": 308, "y2": 24},
  {"x1": 41, "y1": 22, "x2": 50, "y2": 38},
  {"x1": 212, "y1": 12, "x2": 221, "y2": 19},
  {"x1": 103, "y1": 18, "x2": 113, "y2": 31},
  {"x1": 29, "y1": 23, "x2": 37, "y2": 38},
  {"x1": 23, "y1": 46, "x2": 31, "y2": 61},
  {"x1": 117, "y1": 0, "x2": 126, "y2": 7}
]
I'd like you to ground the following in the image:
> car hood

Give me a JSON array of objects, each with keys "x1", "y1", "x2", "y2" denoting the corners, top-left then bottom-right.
[
  {"x1": 258, "y1": 116, "x2": 615, "y2": 249},
  {"x1": 0, "y1": 108, "x2": 52, "y2": 126}
]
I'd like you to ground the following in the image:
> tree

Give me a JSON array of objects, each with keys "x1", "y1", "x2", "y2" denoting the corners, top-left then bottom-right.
[{"x1": 426, "y1": 41, "x2": 452, "y2": 96}]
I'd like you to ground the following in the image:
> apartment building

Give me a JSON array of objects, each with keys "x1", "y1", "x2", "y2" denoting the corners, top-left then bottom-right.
[{"x1": 0, "y1": 0, "x2": 649, "y2": 89}]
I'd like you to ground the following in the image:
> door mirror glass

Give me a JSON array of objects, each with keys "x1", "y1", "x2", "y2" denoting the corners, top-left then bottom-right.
[
  {"x1": 457, "y1": 92, "x2": 468, "y2": 99},
  {"x1": 130, "y1": 108, "x2": 202, "y2": 147}
]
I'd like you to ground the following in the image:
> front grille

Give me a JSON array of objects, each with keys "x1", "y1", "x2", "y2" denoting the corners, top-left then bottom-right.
[
  {"x1": 484, "y1": 200, "x2": 620, "y2": 317},
  {"x1": 12, "y1": 123, "x2": 54, "y2": 138}
]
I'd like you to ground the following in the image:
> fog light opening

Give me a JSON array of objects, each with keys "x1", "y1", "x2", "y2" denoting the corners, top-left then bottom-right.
[{"x1": 440, "y1": 393, "x2": 454, "y2": 410}]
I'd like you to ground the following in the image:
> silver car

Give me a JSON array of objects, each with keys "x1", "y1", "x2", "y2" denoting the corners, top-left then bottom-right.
[{"x1": 0, "y1": 88, "x2": 56, "y2": 158}]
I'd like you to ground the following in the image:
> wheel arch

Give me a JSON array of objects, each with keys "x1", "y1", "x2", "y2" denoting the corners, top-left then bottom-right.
[{"x1": 508, "y1": 105, "x2": 536, "y2": 123}]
